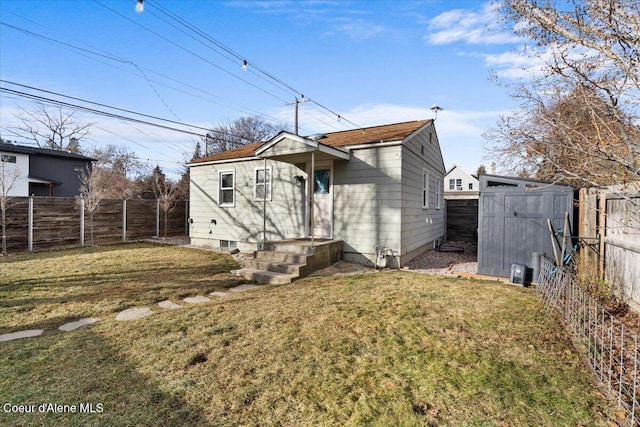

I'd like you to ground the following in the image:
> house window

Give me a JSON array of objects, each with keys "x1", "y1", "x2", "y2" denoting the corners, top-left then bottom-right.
[
  {"x1": 422, "y1": 170, "x2": 429, "y2": 209},
  {"x1": 219, "y1": 170, "x2": 235, "y2": 207},
  {"x1": 254, "y1": 167, "x2": 272, "y2": 200},
  {"x1": 469, "y1": 183, "x2": 473, "y2": 190},
  {"x1": 73, "y1": 165, "x2": 84, "y2": 172},
  {"x1": 314, "y1": 169, "x2": 330, "y2": 194},
  {"x1": 1, "y1": 154, "x2": 17, "y2": 163},
  {"x1": 220, "y1": 240, "x2": 237, "y2": 251},
  {"x1": 435, "y1": 177, "x2": 441, "y2": 209},
  {"x1": 455, "y1": 179, "x2": 462, "y2": 190},
  {"x1": 449, "y1": 179, "x2": 455, "y2": 190}
]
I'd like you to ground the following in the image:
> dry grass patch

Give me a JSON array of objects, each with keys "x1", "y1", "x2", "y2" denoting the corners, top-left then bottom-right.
[
  {"x1": 0, "y1": 245, "x2": 615, "y2": 426},
  {"x1": 0, "y1": 243, "x2": 244, "y2": 333}
]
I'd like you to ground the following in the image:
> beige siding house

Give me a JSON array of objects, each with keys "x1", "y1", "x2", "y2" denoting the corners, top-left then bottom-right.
[{"x1": 188, "y1": 119, "x2": 446, "y2": 268}]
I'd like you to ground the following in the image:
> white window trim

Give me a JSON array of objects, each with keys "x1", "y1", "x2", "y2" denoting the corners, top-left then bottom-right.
[
  {"x1": 449, "y1": 178, "x2": 455, "y2": 191},
  {"x1": 219, "y1": 170, "x2": 235, "y2": 207},
  {"x1": 435, "y1": 177, "x2": 441, "y2": 209},
  {"x1": 422, "y1": 169, "x2": 429, "y2": 209},
  {"x1": 253, "y1": 166, "x2": 272, "y2": 201}
]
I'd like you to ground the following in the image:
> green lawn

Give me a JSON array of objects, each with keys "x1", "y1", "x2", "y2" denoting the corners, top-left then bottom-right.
[{"x1": 0, "y1": 244, "x2": 615, "y2": 426}]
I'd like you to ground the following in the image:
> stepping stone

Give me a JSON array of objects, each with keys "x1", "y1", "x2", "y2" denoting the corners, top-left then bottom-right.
[
  {"x1": 158, "y1": 300, "x2": 181, "y2": 310},
  {"x1": 228, "y1": 284, "x2": 259, "y2": 293},
  {"x1": 208, "y1": 291, "x2": 227, "y2": 298},
  {"x1": 59, "y1": 318, "x2": 99, "y2": 332},
  {"x1": 116, "y1": 307, "x2": 154, "y2": 321},
  {"x1": 0, "y1": 329, "x2": 44, "y2": 342},
  {"x1": 183, "y1": 295, "x2": 211, "y2": 304}
]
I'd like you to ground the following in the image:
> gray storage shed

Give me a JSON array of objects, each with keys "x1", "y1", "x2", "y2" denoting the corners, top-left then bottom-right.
[{"x1": 477, "y1": 175, "x2": 574, "y2": 278}]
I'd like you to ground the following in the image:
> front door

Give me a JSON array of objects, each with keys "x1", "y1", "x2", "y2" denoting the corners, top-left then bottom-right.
[{"x1": 310, "y1": 162, "x2": 333, "y2": 239}]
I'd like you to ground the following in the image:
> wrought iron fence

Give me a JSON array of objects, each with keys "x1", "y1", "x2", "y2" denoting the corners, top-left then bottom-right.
[{"x1": 536, "y1": 256, "x2": 638, "y2": 426}]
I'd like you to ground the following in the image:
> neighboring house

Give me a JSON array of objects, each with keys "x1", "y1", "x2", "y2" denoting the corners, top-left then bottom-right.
[
  {"x1": 444, "y1": 164, "x2": 479, "y2": 200},
  {"x1": 0, "y1": 142, "x2": 95, "y2": 197},
  {"x1": 189, "y1": 119, "x2": 446, "y2": 267}
]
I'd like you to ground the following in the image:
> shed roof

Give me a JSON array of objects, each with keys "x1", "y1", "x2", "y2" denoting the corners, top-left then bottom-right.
[{"x1": 190, "y1": 119, "x2": 431, "y2": 164}]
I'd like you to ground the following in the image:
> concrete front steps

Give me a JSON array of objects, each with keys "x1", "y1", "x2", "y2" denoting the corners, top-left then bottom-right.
[{"x1": 235, "y1": 239, "x2": 343, "y2": 285}]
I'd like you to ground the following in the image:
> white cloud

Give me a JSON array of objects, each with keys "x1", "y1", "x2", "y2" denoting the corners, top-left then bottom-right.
[
  {"x1": 325, "y1": 17, "x2": 388, "y2": 41},
  {"x1": 425, "y1": 2, "x2": 517, "y2": 45}
]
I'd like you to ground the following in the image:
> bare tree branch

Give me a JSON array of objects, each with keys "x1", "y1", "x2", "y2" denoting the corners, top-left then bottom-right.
[
  {"x1": 8, "y1": 103, "x2": 94, "y2": 153},
  {"x1": 0, "y1": 160, "x2": 21, "y2": 255}
]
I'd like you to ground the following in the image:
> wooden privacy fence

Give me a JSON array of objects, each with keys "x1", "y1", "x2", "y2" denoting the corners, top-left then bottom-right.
[
  {"x1": 445, "y1": 198, "x2": 478, "y2": 242},
  {"x1": 579, "y1": 185, "x2": 640, "y2": 311},
  {"x1": 3, "y1": 197, "x2": 188, "y2": 253}
]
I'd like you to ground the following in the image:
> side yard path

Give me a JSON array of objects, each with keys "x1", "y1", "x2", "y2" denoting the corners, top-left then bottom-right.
[{"x1": 0, "y1": 284, "x2": 259, "y2": 343}]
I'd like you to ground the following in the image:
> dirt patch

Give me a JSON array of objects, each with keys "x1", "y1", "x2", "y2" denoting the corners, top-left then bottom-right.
[{"x1": 405, "y1": 241, "x2": 478, "y2": 275}]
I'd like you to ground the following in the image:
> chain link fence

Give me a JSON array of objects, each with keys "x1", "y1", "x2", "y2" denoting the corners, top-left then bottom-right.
[{"x1": 536, "y1": 256, "x2": 638, "y2": 426}]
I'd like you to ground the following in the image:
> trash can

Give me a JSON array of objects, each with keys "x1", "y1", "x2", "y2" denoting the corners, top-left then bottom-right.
[{"x1": 510, "y1": 264, "x2": 526, "y2": 285}]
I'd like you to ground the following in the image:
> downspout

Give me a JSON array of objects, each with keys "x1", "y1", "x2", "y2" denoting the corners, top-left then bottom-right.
[
  {"x1": 262, "y1": 157, "x2": 267, "y2": 246},
  {"x1": 310, "y1": 150, "x2": 315, "y2": 247}
]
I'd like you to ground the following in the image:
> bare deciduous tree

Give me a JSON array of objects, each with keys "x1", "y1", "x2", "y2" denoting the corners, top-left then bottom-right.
[
  {"x1": 8, "y1": 104, "x2": 94, "y2": 153},
  {"x1": 485, "y1": 0, "x2": 640, "y2": 190},
  {"x1": 78, "y1": 165, "x2": 111, "y2": 247},
  {"x1": 91, "y1": 144, "x2": 142, "y2": 178},
  {"x1": 0, "y1": 160, "x2": 20, "y2": 255},
  {"x1": 204, "y1": 116, "x2": 283, "y2": 155},
  {"x1": 152, "y1": 166, "x2": 179, "y2": 238}
]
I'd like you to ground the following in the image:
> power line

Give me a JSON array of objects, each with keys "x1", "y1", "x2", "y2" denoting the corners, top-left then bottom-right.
[
  {"x1": 92, "y1": 0, "x2": 290, "y2": 103},
  {"x1": 0, "y1": 20, "x2": 293, "y2": 126},
  {"x1": 1, "y1": 14, "x2": 360, "y2": 135},
  {"x1": 0, "y1": 86, "x2": 205, "y2": 137},
  {"x1": 120, "y1": 0, "x2": 365, "y2": 131},
  {"x1": 0, "y1": 80, "x2": 248, "y2": 141}
]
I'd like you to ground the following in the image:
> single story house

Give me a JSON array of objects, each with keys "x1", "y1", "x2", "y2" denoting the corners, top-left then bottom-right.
[
  {"x1": 188, "y1": 119, "x2": 446, "y2": 268},
  {"x1": 0, "y1": 141, "x2": 94, "y2": 197}
]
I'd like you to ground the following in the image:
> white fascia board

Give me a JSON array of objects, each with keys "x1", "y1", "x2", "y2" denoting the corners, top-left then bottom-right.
[
  {"x1": 255, "y1": 132, "x2": 317, "y2": 156},
  {"x1": 317, "y1": 143, "x2": 350, "y2": 160}
]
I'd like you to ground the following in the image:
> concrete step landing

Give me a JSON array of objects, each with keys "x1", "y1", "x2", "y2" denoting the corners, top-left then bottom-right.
[{"x1": 234, "y1": 239, "x2": 343, "y2": 285}]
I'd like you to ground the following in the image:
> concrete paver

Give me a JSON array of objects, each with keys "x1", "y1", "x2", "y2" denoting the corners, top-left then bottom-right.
[
  {"x1": 183, "y1": 295, "x2": 211, "y2": 304},
  {"x1": 158, "y1": 300, "x2": 181, "y2": 309},
  {"x1": 0, "y1": 329, "x2": 44, "y2": 342},
  {"x1": 116, "y1": 307, "x2": 154, "y2": 321},
  {"x1": 208, "y1": 291, "x2": 227, "y2": 297},
  {"x1": 58, "y1": 318, "x2": 99, "y2": 332}
]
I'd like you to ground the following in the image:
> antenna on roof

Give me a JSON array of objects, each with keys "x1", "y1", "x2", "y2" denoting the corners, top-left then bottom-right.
[{"x1": 430, "y1": 104, "x2": 443, "y2": 121}]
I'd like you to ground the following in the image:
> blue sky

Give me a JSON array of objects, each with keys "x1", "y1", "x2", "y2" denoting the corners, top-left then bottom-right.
[{"x1": 0, "y1": 0, "x2": 532, "y2": 178}]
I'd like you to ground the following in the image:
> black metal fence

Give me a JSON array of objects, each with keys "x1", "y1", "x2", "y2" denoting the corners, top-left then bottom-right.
[{"x1": 537, "y1": 256, "x2": 638, "y2": 426}]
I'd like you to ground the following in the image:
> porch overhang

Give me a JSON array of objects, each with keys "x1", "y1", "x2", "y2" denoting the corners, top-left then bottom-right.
[{"x1": 255, "y1": 132, "x2": 350, "y2": 163}]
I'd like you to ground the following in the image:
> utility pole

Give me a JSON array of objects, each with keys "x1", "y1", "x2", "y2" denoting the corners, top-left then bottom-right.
[{"x1": 286, "y1": 96, "x2": 310, "y2": 135}]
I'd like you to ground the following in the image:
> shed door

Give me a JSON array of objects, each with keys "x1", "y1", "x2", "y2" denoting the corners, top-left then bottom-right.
[{"x1": 478, "y1": 190, "x2": 572, "y2": 277}]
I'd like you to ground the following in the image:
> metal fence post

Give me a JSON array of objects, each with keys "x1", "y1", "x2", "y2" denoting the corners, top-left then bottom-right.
[
  {"x1": 80, "y1": 197, "x2": 85, "y2": 247},
  {"x1": 122, "y1": 199, "x2": 127, "y2": 242}
]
